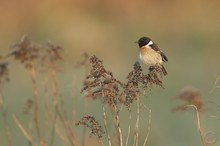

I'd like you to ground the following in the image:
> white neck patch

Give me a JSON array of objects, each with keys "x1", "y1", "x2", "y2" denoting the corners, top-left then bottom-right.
[{"x1": 147, "y1": 40, "x2": 153, "y2": 46}]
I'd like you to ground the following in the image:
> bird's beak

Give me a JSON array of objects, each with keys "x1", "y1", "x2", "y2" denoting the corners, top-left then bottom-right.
[{"x1": 134, "y1": 41, "x2": 138, "y2": 43}]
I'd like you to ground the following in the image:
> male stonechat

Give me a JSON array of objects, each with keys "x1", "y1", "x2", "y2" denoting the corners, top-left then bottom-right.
[{"x1": 136, "y1": 36, "x2": 168, "y2": 75}]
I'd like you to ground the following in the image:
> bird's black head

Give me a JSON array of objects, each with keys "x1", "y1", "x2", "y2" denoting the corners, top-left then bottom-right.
[{"x1": 136, "y1": 37, "x2": 151, "y2": 48}]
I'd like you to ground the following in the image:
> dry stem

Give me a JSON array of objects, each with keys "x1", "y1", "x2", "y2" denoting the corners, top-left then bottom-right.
[
  {"x1": 0, "y1": 91, "x2": 12, "y2": 146},
  {"x1": 50, "y1": 68, "x2": 79, "y2": 146},
  {"x1": 143, "y1": 104, "x2": 152, "y2": 146},
  {"x1": 133, "y1": 96, "x2": 140, "y2": 146},
  {"x1": 12, "y1": 114, "x2": 34, "y2": 145},
  {"x1": 125, "y1": 110, "x2": 132, "y2": 146},
  {"x1": 110, "y1": 105, "x2": 123, "y2": 146},
  {"x1": 44, "y1": 78, "x2": 50, "y2": 143},
  {"x1": 1, "y1": 108, "x2": 12, "y2": 146},
  {"x1": 102, "y1": 106, "x2": 112, "y2": 146},
  {"x1": 30, "y1": 64, "x2": 44, "y2": 146},
  {"x1": 114, "y1": 106, "x2": 123, "y2": 146},
  {"x1": 82, "y1": 98, "x2": 89, "y2": 146},
  {"x1": 185, "y1": 105, "x2": 207, "y2": 146}
]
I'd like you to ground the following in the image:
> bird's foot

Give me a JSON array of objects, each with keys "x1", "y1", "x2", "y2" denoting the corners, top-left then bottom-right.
[{"x1": 149, "y1": 66, "x2": 155, "y2": 72}]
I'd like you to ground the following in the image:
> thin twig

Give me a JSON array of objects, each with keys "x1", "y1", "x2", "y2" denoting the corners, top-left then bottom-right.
[
  {"x1": 82, "y1": 54, "x2": 90, "y2": 146},
  {"x1": 50, "y1": 68, "x2": 79, "y2": 146},
  {"x1": 44, "y1": 77, "x2": 50, "y2": 144},
  {"x1": 12, "y1": 114, "x2": 34, "y2": 145},
  {"x1": 30, "y1": 64, "x2": 44, "y2": 146},
  {"x1": 28, "y1": 119, "x2": 33, "y2": 146},
  {"x1": 114, "y1": 105, "x2": 123, "y2": 146},
  {"x1": 49, "y1": 112, "x2": 56, "y2": 146},
  {"x1": 47, "y1": 106, "x2": 70, "y2": 146},
  {"x1": 1, "y1": 108, "x2": 12, "y2": 146},
  {"x1": 143, "y1": 104, "x2": 152, "y2": 146},
  {"x1": 103, "y1": 106, "x2": 112, "y2": 146},
  {"x1": 0, "y1": 90, "x2": 4, "y2": 108},
  {"x1": 184, "y1": 105, "x2": 208, "y2": 146},
  {"x1": 82, "y1": 98, "x2": 89, "y2": 146},
  {"x1": 70, "y1": 76, "x2": 77, "y2": 130},
  {"x1": 51, "y1": 113, "x2": 70, "y2": 146},
  {"x1": 133, "y1": 96, "x2": 140, "y2": 146},
  {"x1": 51, "y1": 66, "x2": 69, "y2": 121},
  {"x1": 1, "y1": 91, "x2": 12, "y2": 146},
  {"x1": 125, "y1": 109, "x2": 132, "y2": 146},
  {"x1": 210, "y1": 74, "x2": 220, "y2": 93},
  {"x1": 109, "y1": 105, "x2": 123, "y2": 146}
]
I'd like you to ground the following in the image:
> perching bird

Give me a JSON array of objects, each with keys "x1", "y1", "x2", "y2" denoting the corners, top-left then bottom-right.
[{"x1": 136, "y1": 36, "x2": 168, "y2": 75}]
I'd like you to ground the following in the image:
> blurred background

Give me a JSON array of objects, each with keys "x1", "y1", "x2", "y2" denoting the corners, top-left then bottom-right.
[{"x1": 0, "y1": 0, "x2": 220, "y2": 145}]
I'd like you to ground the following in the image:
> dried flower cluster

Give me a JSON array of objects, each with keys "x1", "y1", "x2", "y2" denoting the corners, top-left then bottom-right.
[
  {"x1": 75, "y1": 115, "x2": 104, "y2": 139},
  {"x1": 123, "y1": 62, "x2": 164, "y2": 108},
  {"x1": 77, "y1": 55, "x2": 166, "y2": 145},
  {"x1": 22, "y1": 98, "x2": 34, "y2": 114},
  {"x1": 81, "y1": 55, "x2": 165, "y2": 109},
  {"x1": 0, "y1": 61, "x2": 10, "y2": 107},
  {"x1": 173, "y1": 87, "x2": 204, "y2": 112},
  {"x1": 0, "y1": 61, "x2": 10, "y2": 84},
  {"x1": 9, "y1": 35, "x2": 62, "y2": 70},
  {"x1": 81, "y1": 55, "x2": 123, "y2": 106}
]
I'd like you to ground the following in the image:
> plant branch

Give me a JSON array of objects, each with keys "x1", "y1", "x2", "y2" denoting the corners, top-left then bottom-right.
[
  {"x1": 30, "y1": 63, "x2": 44, "y2": 146},
  {"x1": 143, "y1": 104, "x2": 152, "y2": 146},
  {"x1": 125, "y1": 109, "x2": 132, "y2": 146},
  {"x1": 13, "y1": 114, "x2": 34, "y2": 146},
  {"x1": 103, "y1": 106, "x2": 112, "y2": 146},
  {"x1": 50, "y1": 68, "x2": 79, "y2": 146},
  {"x1": 133, "y1": 96, "x2": 140, "y2": 146},
  {"x1": 184, "y1": 105, "x2": 207, "y2": 146}
]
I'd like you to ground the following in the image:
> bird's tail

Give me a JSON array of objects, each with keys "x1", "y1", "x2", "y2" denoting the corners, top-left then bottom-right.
[{"x1": 161, "y1": 65, "x2": 167, "y2": 76}]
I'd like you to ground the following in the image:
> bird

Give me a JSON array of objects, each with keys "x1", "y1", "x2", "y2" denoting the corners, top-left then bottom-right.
[{"x1": 136, "y1": 36, "x2": 168, "y2": 75}]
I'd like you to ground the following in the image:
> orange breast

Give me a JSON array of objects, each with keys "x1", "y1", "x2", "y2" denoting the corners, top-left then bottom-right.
[
  {"x1": 139, "y1": 46, "x2": 163, "y2": 65},
  {"x1": 140, "y1": 47, "x2": 150, "y2": 55}
]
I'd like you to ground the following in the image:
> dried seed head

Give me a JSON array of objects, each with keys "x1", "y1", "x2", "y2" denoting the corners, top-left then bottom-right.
[
  {"x1": 8, "y1": 35, "x2": 63, "y2": 71},
  {"x1": 0, "y1": 62, "x2": 10, "y2": 84},
  {"x1": 75, "y1": 115, "x2": 104, "y2": 138},
  {"x1": 173, "y1": 87, "x2": 204, "y2": 112},
  {"x1": 81, "y1": 56, "x2": 165, "y2": 110},
  {"x1": 81, "y1": 55, "x2": 123, "y2": 106}
]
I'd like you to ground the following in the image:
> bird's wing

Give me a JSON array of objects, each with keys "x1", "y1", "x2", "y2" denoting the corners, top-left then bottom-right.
[
  {"x1": 161, "y1": 52, "x2": 168, "y2": 62},
  {"x1": 150, "y1": 43, "x2": 168, "y2": 62}
]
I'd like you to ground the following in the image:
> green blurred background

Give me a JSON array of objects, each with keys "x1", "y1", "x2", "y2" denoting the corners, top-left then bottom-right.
[{"x1": 0, "y1": 0, "x2": 220, "y2": 145}]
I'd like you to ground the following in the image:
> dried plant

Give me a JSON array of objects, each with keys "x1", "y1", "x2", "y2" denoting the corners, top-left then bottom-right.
[
  {"x1": 173, "y1": 86, "x2": 204, "y2": 112},
  {"x1": 7, "y1": 35, "x2": 80, "y2": 146},
  {"x1": 9, "y1": 35, "x2": 52, "y2": 146},
  {"x1": 0, "y1": 62, "x2": 10, "y2": 84},
  {"x1": 0, "y1": 59, "x2": 11, "y2": 146},
  {"x1": 9, "y1": 35, "x2": 63, "y2": 71},
  {"x1": 0, "y1": 36, "x2": 170, "y2": 146},
  {"x1": 122, "y1": 61, "x2": 164, "y2": 109},
  {"x1": 184, "y1": 105, "x2": 208, "y2": 146},
  {"x1": 80, "y1": 55, "x2": 166, "y2": 146},
  {"x1": 76, "y1": 115, "x2": 104, "y2": 139},
  {"x1": 82, "y1": 56, "x2": 164, "y2": 108},
  {"x1": 74, "y1": 52, "x2": 91, "y2": 146},
  {"x1": 173, "y1": 87, "x2": 207, "y2": 146},
  {"x1": 81, "y1": 55, "x2": 124, "y2": 107},
  {"x1": 0, "y1": 61, "x2": 10, "y2": 106}
]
